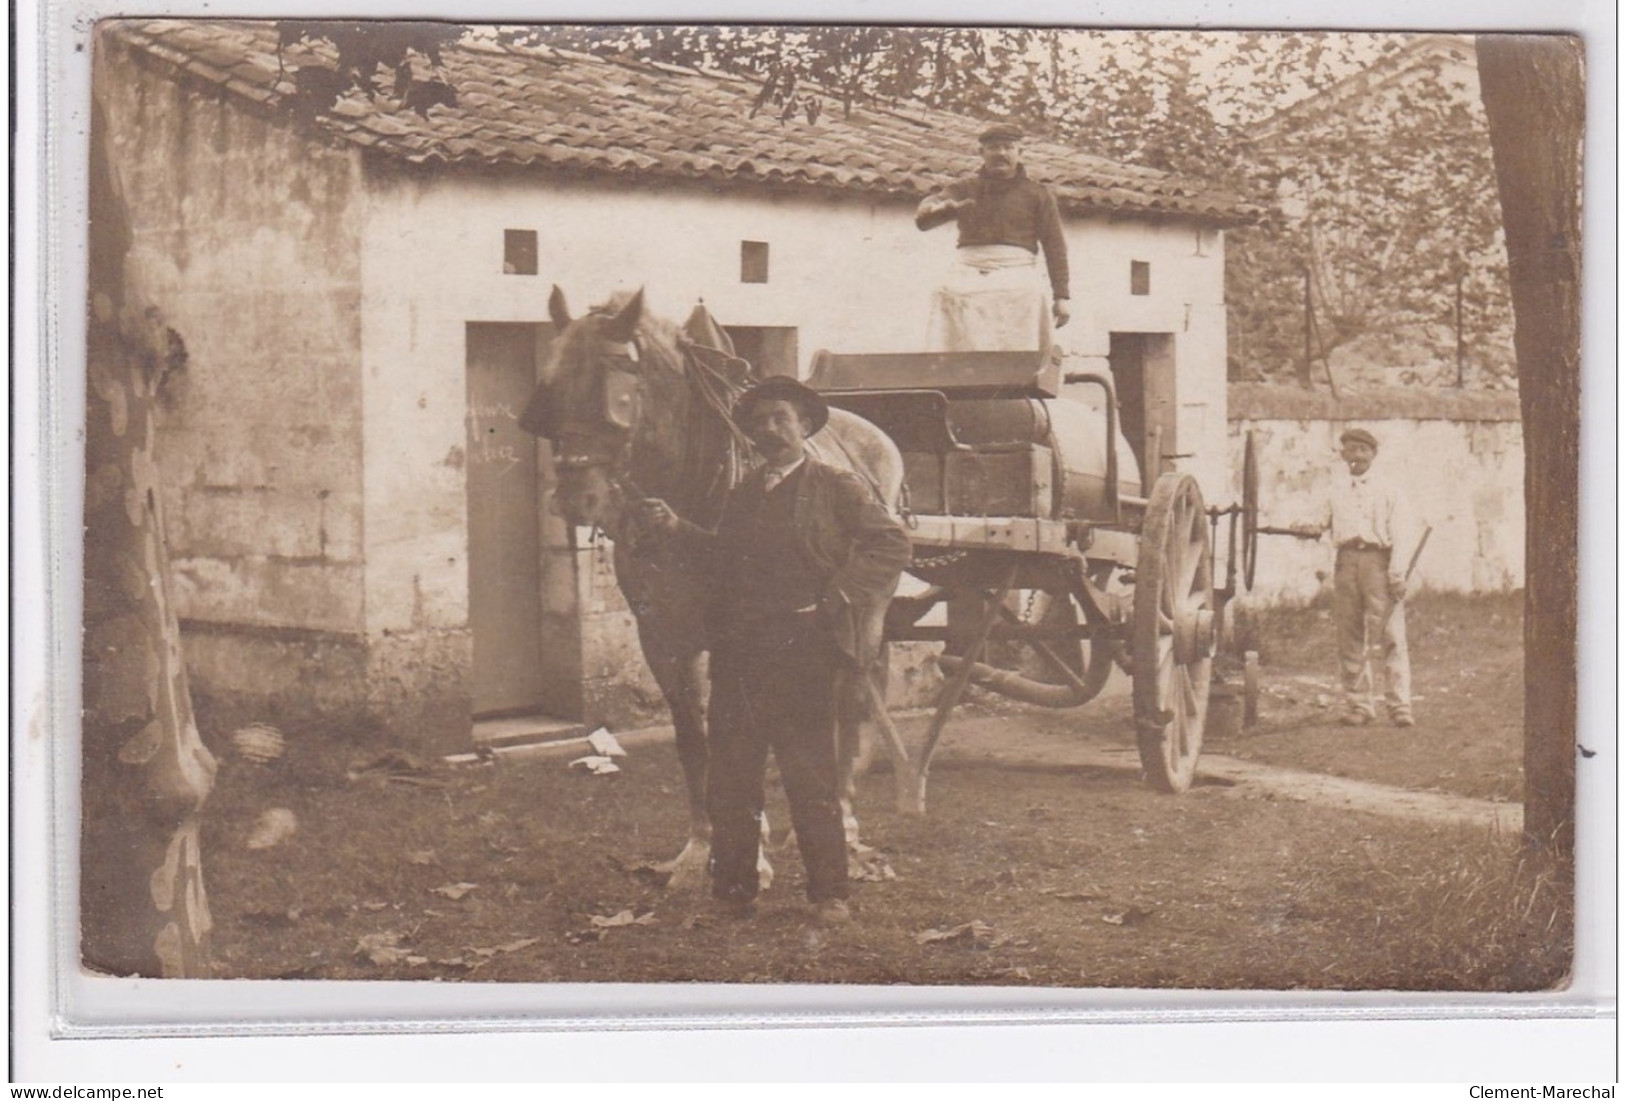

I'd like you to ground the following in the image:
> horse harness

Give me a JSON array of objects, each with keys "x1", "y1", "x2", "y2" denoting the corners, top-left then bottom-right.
[{"x1": 536, "y1": 314, "x2": 894, "y2": 547}]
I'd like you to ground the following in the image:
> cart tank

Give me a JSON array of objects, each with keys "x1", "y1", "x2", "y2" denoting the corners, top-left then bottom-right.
[{"x1": 806, "y1": 346, "x2": 1141, "y2": 523}]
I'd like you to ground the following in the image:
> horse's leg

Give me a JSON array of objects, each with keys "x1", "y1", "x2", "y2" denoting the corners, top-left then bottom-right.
[
  {"x1": 640, "y1": 642, "x2": 712, "y2": 891},
  {"x1": 834, "y1": 649, "x2": 892, "y2": 879},
  {"x1": 641, "y1": 640, "x2": 773, "y2": 892}
]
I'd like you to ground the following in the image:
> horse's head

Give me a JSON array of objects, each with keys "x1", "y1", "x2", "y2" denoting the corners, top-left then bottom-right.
[{"x1": 530, "y1": 286, "x2": 648, "y2": 531}]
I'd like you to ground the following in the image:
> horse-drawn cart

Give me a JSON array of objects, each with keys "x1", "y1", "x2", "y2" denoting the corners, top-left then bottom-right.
[{"x1": 807, "y1": 345, "x2": 1262, "y2": 811}]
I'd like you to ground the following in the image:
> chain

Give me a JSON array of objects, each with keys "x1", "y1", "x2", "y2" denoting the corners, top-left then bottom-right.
[{"x1": 909, "y1": 549, "x2": 970, "y2": 569}]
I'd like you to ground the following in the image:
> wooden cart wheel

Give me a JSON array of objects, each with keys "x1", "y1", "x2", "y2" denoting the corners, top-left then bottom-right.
[
  {"x1": 1242, "y1": 430, "x2": 1260, "y2": 592},
  {"x1": 1133, "y1": 472, "x2": 1215, "y2": 793}
]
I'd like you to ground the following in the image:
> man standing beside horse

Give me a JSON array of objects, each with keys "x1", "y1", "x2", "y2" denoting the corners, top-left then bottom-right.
[{"x1": 638, "y1": 376, "x2": 911, "y2": 924}]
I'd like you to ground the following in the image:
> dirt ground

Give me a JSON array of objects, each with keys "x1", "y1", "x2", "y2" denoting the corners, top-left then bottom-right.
[
  {"x1": 198, "y1": 592, "x2": 1566, "y2": 991},
  {"x1": 1214, "y1": 591, "x2": 1526, "y2": 804}
]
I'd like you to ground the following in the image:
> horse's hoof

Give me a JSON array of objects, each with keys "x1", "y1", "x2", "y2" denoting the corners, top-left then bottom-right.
[{"x1": 656, "y1": 839, "x2": 711, "y2": 892}]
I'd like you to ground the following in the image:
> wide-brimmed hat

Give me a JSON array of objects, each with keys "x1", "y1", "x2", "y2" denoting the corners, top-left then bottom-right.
[
  {"x1": 1339, "y1": 427, "x2": 1379, "y2": 450},
  {"x1": 733, "y1": 375, "x2": 829, "y2": 434},
  {"x1": 979, "y1": 122, "x2": 1024, "y2": 144}
]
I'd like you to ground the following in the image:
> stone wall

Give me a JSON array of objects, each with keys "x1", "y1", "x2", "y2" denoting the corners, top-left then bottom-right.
[
  {"x1": 96, "y1": 34, "x2": 371, "y2": 735},
  {"x1": 1226, "y1": 384, "x2": 1524, "y2": 607}
]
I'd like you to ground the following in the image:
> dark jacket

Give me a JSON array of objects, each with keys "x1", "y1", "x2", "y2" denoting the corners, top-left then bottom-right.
[
  {"x1": 915, "y1": 166, "x2": 1070, "y2": 300},
  {"x1": 673, "y1": 458, "x2": 910, "y2": 667}
]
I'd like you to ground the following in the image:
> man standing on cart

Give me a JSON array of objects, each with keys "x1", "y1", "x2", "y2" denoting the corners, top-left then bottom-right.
[{"x1": 915, "y1": 123, "x2": 1071, "y2": 352}]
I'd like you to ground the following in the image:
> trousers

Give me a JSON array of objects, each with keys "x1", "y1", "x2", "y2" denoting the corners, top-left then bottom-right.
[
  {"x1": 1333, "y1": 546, "x2": 1412, "y2": 716},
  {"x1": 708, "y1": 617, "x2": 850, "y2": 904}
]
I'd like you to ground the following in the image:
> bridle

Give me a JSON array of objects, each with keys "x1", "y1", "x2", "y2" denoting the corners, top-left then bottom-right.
[{"x1": 545, "y1": 317, "x2": 755, "y2": 548}]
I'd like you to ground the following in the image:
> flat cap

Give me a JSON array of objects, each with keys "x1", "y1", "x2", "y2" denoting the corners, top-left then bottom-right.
[
  {"x1": 733, "y1": 375, "x2": 829, "y2": 434},
  {"x1": 979, "y1": 123, "x2": 1024, "y2": 144},
  {"x1": 1339, "y1": 427, "x2": 1379, "y2": 450}
]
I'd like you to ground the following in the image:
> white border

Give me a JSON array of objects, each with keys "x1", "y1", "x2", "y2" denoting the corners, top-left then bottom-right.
[{"x1": 13, "y1": 0, "x2": 1618, "y2": 1082}]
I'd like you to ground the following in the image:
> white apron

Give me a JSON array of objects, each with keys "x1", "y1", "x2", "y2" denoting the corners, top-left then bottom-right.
[{"x1": 925, "y1": 244, "x2": 1051, "y2": 353}]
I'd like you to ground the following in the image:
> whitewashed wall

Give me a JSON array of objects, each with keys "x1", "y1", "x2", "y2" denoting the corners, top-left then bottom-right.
[
  {"x1": 1227, "y1": 414, "x2": 1525, "y2": 607},
  {"x1": 358, "y1": 165, "x2": 1231, "y2": 657}
]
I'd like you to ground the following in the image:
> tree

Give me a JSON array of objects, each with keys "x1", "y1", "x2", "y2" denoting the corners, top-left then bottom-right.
[
  {"x1": 1233, "y1": 42, "x2": 1515, "y2": 383},
  {"x1": 1475, "y1": 35, "x2": 1583, "y2": 853},
  {"x1": 81, "y1": 93, "x2": 217, "y2": 976}
]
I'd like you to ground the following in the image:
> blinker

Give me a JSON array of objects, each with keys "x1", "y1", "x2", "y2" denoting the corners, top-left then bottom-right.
[{"x1": 603, "y1": 369, "x2": 640, "y2": 429}]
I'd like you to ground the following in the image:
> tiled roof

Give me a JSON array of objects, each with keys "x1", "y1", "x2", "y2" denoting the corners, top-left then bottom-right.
[{"x1": 108, "y1": 20, "x2": 1253, "y2": 224}]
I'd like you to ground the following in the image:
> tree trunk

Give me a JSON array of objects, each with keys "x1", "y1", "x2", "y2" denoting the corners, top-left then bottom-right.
[
  {"x1": 1475, "y1": 35, "x2": 1583, "y2": 854},
  {"x1": 81, "y1": 91, "x2": 217, "y2": 976}
]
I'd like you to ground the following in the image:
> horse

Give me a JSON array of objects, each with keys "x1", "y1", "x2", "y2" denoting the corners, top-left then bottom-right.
[{"x1": 522, "y1": 286, "x2": 905, "y2": 889}]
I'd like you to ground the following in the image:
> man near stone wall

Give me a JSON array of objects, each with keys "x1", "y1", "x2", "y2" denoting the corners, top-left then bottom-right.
[
  {"x1": 637, "y1": 377, "x2": 911, "y2": 924},
  {"x1": 1310, "y1": 427, "x2": 1418, "y2": 727},
  {"x1": 915, "y1": 124, "x2": 1071, "y2": 351}
]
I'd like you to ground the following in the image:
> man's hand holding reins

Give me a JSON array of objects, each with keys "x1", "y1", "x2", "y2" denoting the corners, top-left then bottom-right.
[{"x1": 637, "y1": 498, "x2": 682, "y2": 534}]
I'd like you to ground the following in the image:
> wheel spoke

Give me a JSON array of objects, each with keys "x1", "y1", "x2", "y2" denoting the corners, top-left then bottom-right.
[
  {"x1": 1181, "y1": 665, "x2": 1201, "y2": 719},
  {"x1": 1171, "y1": 669, "x2": 1189, "y2": 759}
]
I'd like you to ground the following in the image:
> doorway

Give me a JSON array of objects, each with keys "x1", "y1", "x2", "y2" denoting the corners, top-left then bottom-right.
[
  {"x1": 464, "y1": 322, "x2": 567, "y2": 730},
  {"x1": 1107, "y1": 332, "x2": 1178, "y2": 492}
]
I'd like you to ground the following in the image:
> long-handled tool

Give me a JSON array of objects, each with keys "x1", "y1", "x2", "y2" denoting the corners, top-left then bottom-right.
[{"x1": 1356, "y1": 524, "x2": 1432, "y2": 699}]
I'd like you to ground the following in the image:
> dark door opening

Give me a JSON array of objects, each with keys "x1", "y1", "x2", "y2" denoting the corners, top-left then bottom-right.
[
  {"x1": 724, "y1": 326, "x2": 800, "y2": 378},
  {"x1": 1108, "y1": 332, "x2": 1178, "y2": 493}
]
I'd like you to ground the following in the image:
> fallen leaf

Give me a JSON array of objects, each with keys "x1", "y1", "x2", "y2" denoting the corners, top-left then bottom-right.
[
  {"x1": 495, "y1": 937, "x2": 540, "y2": 954},
  {"x1": 915, "y1": 920, "x2": 994, "y2": 947},
  {"x1": 569, "y1": 755, "x2": 622, "y2": 775},
  {"x1": 245, "y1": 808, "x2": 299, "y2": 851},
  {"x1": 849, "y1": 849, "x2": 896, "y2": 883},
  {"x1": 355, "y1": 932, "x2": 412, "y2": 966},
  {"x1": 359, "y1": 901, "x2": 390, "y2": 912},
  {"x1": 586, "y1": 727, "x2": 628, "y2": 758},
  {"x1": 431, "y1": 882, "x2": 478, "y2": 901},
  {"x1": 1102, "y1": 906, "x2": 1152, "y2": 927},
  {"x1": 589, "y1": 908, "x2": 657, "y2": 928},
  {"x1": 405, "y1": 849, "x2": 436, "y2": 865},
  {"x1": 348, "y1": 748, "x2": 432, "y2": 781},
  {"x1": 405, "y1": 956, "x2": 429, "y2": 967}
]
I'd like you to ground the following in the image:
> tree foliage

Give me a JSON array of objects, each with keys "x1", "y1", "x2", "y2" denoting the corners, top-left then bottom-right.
[{"x1": 276, "y1": 21, "x2": 461, "y2": 118}]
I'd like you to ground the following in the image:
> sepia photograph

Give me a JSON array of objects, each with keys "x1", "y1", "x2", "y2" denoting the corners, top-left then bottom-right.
[{"x1": 75, "y1": 17, "x2": 1583, "y2": 1001}]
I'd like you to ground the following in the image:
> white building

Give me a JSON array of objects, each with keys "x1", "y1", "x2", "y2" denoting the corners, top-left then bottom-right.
[{"x1": 95, "y1": 20, "x2": 1248, "y2": 749}]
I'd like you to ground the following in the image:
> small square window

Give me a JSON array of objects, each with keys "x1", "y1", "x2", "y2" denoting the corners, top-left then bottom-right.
[
  {"x1": 741, "y1": 240, "x2": 769, "y2": 284},
  {"x1": 505, "y1": 229, "x2": 538, "y2": 275},
  {"x1": 1130, "y1": 260, "x2": 1151, "y2": 296}
]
